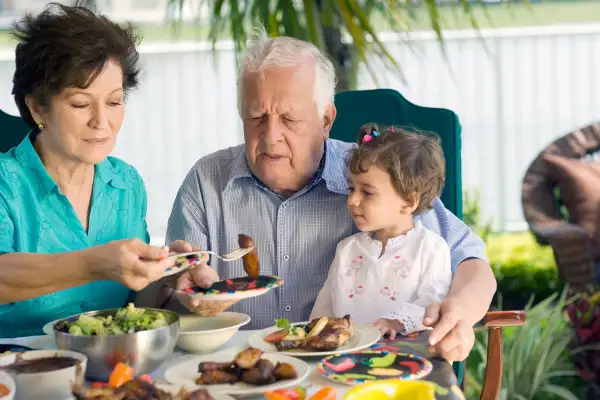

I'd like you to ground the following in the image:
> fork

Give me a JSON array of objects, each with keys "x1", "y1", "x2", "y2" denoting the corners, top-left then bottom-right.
[{"x1": 170, "y1": 247, "x2": 254, "y2": 262}]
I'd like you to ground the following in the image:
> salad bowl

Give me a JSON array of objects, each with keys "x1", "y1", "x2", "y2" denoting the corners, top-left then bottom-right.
[{"x1": 52, "y1": 304, "x2": 180, "y2": 381}]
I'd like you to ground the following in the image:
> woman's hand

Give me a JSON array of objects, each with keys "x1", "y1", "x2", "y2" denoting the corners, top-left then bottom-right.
[
  {"x1": 86, "y1": 239, "x2": 175, "y2": 291},
  {"x1": 168, "y1": 240, "x2": 239, "y2": 316}
]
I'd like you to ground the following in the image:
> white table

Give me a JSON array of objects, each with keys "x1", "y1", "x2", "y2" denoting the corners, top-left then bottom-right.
[
  {"x1": 4, "y1": 331, "x2": 462, "y2": 400},
  {"x1": 4, "y1": 331, "x2": 351, "y2": 399}
]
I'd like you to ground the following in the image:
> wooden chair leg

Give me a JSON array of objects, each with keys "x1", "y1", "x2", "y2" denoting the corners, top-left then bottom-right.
[
  {"x1": 480, "y1": 327, "x2": 503, "y2": 400},
  {"x1": 480, "y1": 311, "x2": 527, "y2": 400}
]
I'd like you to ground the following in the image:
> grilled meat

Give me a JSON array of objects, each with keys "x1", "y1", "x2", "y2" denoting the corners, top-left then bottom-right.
[
  {"x1": 234, "y1": 347, "x2": 262, "y2": 369},
  {"x1": 72, "y1": 378, "x2": 215, "y2": 400},
  {"x1": 238, "y1": 234, "x2": 260, "y2": 279}
]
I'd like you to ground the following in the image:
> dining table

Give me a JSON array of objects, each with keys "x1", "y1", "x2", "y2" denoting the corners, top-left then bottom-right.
[{"x1": 2, "y1": 329, "x2": 466, "y2": 400}]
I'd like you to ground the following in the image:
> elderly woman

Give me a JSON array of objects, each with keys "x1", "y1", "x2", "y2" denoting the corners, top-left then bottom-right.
[{"x1": 0, "y1": 3, "x2": 176, "y2": 338}]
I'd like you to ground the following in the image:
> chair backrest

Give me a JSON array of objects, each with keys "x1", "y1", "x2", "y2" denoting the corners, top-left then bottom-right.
[
  {"x1": 0, "y1": 109, "x2": 29, "y2": 153},
  {"x1": 330, "y1": 88, "x2": 463, "y2": 219},
  {"x1": 521, "y1": 122, "x2": 600, "y2": 232}
]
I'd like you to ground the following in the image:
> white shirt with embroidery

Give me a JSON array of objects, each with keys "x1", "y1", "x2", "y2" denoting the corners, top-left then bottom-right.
[{"x1": 310, "y1": 221, "x2": 452, "y2": 334}]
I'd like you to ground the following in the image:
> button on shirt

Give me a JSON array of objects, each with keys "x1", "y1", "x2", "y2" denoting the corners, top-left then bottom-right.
[
  {"x1": 0, "y1": 135, "x2": 150, "y2": 338},
  {"x1": 166, "y1": 139, "x2": 487, "y2": 329}
]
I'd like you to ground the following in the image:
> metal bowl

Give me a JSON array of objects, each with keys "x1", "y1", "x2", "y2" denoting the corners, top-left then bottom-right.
[{"x1": 52, "y1": 308, "x2": 180, "y2": 381}]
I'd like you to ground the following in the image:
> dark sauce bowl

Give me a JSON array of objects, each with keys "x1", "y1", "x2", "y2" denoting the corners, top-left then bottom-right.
[{"x1": 0, "y1": 349, "x2": 87, "y2": 400}]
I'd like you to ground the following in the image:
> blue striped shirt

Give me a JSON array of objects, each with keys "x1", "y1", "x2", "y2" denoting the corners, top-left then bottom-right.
[{"x1": 165, "y1": 139, "x2": 487, "y2": 329}]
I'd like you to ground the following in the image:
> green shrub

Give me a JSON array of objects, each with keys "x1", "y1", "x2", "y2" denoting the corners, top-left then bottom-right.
[
  {"x1": 466, "y1": 289, "x2": 582, "y2": 400},
  {"x1": 486, "y1": 232, "x2": 563, "y2": 310}
]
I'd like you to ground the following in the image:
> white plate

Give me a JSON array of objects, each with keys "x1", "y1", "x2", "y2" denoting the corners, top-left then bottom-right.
[
  {"x1": 42, "y1": 320, "x2": 57, "y2": 336},
  {"x1": 164, "y1": 350, "x2": 310, "y2": 396},
  {"x1": 247, "y1": 322, "x2": 382, "y2": 357}
]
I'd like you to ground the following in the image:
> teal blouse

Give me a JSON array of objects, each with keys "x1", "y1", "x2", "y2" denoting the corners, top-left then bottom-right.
[{"x1": 0, "y1": 135, "x2": 150, "y2": 338}]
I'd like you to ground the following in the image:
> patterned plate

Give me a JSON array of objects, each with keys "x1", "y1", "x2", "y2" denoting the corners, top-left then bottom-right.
[
  {"x1": 164, "y1": 252, "x2": 204, "y2": 277},
  {"x1": 317, "y1": 351, "x2": 433, "y2": 385},
  {"x1": 177, "y1": 275, "x2": 284, "y2": 300}
]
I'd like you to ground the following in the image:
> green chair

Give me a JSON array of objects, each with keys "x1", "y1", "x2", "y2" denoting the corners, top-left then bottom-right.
[
  {"x1": 1, "y1": 109, "x2": 29, "y2": 153},
  {"x1": 329, "y1": 88, "x2": 463, "y2": 219},
  {"x1": 330, "y1": 89, "x2": 526, "y2": 399}
]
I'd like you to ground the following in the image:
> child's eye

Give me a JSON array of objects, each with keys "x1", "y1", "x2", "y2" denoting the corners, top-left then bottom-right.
[
  {"x1": 348, "y1": 186, "x2": 354, "y2": 192},
  {"x1": 363, "y1": 191, "x2": 373, "y2": 196}
]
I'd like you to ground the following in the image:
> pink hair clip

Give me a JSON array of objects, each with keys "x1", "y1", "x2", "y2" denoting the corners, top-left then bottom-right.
[{"x1": 362, "y1": 128, "x2": 380, "y2": 143}]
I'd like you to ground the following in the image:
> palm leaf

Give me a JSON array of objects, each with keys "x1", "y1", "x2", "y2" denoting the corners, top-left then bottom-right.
[{"x1": 167, "y1": 0, "x2": 502, "y2": 91}]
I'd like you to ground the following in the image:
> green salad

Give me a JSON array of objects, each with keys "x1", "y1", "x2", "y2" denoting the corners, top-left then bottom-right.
[{"x1": 56, "y1": 303, "x2": 169, "y2": 336}]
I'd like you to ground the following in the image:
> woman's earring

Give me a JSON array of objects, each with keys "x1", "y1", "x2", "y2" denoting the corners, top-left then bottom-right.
[{"x1": 37, "y1": 122, "x2": 45, "y2": 130}]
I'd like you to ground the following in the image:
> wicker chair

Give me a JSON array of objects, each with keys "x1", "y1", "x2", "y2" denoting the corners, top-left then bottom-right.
[{"x1": 521, "y1": 122, "x2": 600, "y2": 292}]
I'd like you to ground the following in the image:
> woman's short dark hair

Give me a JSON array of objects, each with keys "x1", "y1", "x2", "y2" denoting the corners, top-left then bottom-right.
[
  {"x1": 11, "y1": 1, "x2": 142, "y2": 132},
  {"x1": 349, "y1": 123, "x2": 446, "y2": 214}
]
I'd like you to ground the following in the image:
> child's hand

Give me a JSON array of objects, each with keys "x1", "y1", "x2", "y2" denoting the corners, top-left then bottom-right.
[{"x1": 373, "y1": 318, "x2": 405, "y2": 339}]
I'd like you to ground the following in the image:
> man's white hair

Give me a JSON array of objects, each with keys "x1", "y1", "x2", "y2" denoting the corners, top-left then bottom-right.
[{"x1": 237, "y1": 27, "x2": 337, "y2": 118}]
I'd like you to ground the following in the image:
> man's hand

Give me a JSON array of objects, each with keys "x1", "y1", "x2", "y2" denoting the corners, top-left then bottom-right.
[
  {"x1": 168, "y1": 240, "x2": 239, "y2": 315},
  {"x1": 424, "y1": 297, "x2": 475, "y2": 362},
  {"x1": 373, "y1": 318, "x2": 405, "y2": 340}
]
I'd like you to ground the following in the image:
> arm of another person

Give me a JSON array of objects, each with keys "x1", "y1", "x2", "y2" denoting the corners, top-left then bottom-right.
[
  {"x1": 426, "y1": 198, "x2": 497, "y2": 325},
  {"x1": 380, "y1": 237, "x2": 452, "y2": 334}
]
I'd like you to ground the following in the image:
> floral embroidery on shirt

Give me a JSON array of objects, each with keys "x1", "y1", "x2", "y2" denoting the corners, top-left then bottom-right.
[
  {"x1": 380, "y1": 286, "x2": 391, "y2": 296},
  {"x1": 345, "y1": 256, "x2": 364, "y2": 276},
  {"x1": 348, "y1": 284, "x2": 365, "y2": 298},
  {"x1": 391, "y1": 255, "x2": 410, "y2": 279}
]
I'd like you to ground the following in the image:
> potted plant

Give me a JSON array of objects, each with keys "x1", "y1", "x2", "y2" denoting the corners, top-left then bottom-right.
[{"x1": 566, "y1": 289, "x2": 600, "y2": 400}]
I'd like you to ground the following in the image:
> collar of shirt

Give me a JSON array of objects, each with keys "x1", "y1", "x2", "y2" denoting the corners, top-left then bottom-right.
[
  {"x1": 223, "y1": 140, "x2": 349, "y2": 198},
  {"x1": 13, "y1": 134, "x2": 129, "y2": 202}
]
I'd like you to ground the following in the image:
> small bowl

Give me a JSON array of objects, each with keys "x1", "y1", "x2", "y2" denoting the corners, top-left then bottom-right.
[
  {"x1": 176, "y1": 312, "x2": 250, "y2": 353},
  {"x1": 0, "y1": 349, "x2": 87, "y2": 400},
  {"x1": 0, "y1": 371, "x2": 15, "y2": 400},
  {"x1": 53, "y1": 307, "x2": 179, "y2": 381}
]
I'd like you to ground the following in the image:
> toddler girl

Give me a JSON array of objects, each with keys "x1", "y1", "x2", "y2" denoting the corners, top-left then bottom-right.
[{"x1": 310, "y1": 123, "x2": 452, "y2": 338}]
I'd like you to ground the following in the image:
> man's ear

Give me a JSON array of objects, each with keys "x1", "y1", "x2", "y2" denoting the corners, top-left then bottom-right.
[
  {"x1": 322, "y1": 103, "x2": 336, "y2": 139},
  {"x1": 24, "y1": 96, "x2": 45, "y2": 126}
]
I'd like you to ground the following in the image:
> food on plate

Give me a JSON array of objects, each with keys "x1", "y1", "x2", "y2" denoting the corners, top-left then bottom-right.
[
  {"x1": 54, "y1": 303, "x2": 169, "y2": 336},
  {"x1": 196, "y1": 347, "x2": 297, "y2": 386},
  {"x1": 265, "y1": 386, "x2": 336, "y2": 400},
  {"x1": 265, "y1": 316, "x2": 354, "y2": 352},
  {"x1": 72, "y1": 377, "x2": 215, "y2": 399},
  {"x1": 1, "y1": 355, "x2": 79, "y2": 373},
  {"x1": 238, "y1": 234, "x2": 259, "y2": 279},
  {"x1": 0, "y1": 383, "x2": 10, "y2": 396}
]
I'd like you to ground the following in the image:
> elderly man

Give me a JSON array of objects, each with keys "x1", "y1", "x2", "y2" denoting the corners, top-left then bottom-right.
[{"x1": 159, "y1": 35, "x2": 497, "y2": 363}]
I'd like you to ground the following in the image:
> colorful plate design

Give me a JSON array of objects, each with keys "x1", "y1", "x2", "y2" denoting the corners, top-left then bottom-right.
[
  {"x1": 317, "y1": 351, "x2": 433, "y2": 385},
  {"x1": 164, "y1": 252, "x2": 203, "y2": 276},
  {"x1": 177, "y1": 275, "x2": 284, "y2": 300}
]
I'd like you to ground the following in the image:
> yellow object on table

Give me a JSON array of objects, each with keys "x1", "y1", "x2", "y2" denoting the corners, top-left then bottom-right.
[{"x1": 343, "y1": 379, "x2": 436, "y2": 400}]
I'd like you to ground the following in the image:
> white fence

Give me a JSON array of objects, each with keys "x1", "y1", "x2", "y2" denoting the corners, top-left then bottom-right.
[{"x1": 1, "y1": 24, "x2": 600, "y2": 241}]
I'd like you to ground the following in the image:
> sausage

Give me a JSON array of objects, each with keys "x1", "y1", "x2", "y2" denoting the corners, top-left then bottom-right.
[{"x1": 238, "y1": 234, "x2": 260, "y2": 279}]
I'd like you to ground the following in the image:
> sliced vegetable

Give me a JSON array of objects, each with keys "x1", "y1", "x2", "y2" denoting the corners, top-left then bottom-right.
[
  {"x1": 265, "y1": 391, "x2": 291, "y2": 400},
  {"x1": 266, "y1": 387, "x2": 306, "y2": 400},
  {"x1": 108, "y1": 362, "x2": 134, "y2": 388},
  {"x1": 264, "y1": 329, "x2": 289, "y2": 343},
  {"x1": 138, "y1": 374, "x2": 152, "y2": 383},
  {"x1": 309, "y1": 387, "x2": 336, "y2": 400}
]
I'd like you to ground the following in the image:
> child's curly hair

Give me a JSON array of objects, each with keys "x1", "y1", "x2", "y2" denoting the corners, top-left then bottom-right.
[{"x1": 348, "y1": 123, "x2": 446, "y2": 214}]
